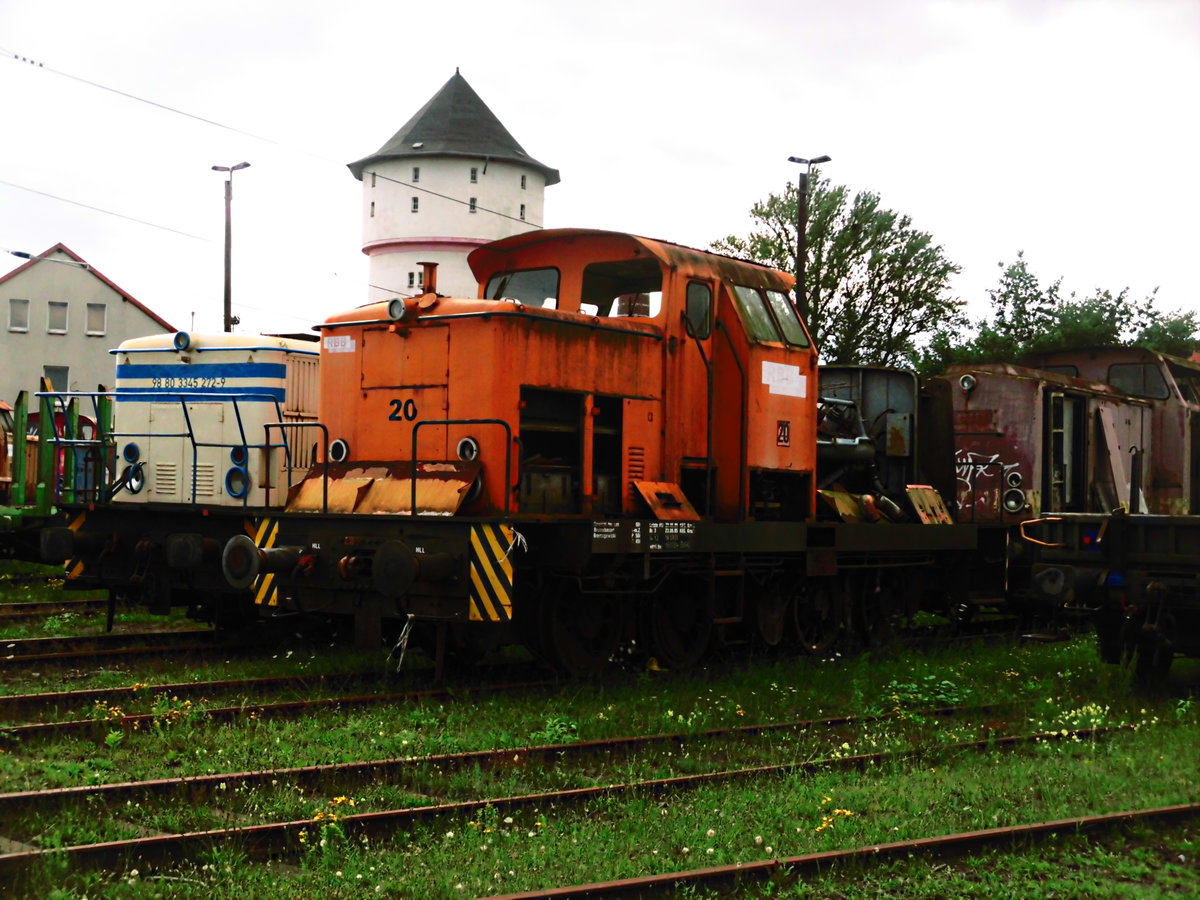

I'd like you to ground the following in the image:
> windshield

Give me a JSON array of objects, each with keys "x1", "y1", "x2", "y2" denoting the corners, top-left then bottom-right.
[{"x1": 485, "y1": 268, "x2": 560, "y2": 308}]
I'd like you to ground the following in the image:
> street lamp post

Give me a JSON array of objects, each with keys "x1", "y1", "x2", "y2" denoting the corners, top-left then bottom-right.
[
  {"x1": 212, "y1": 162, "x2": 250, "y2": 332},
  {"x1": 787, "y1": 154, "x2": 830, "y2": 323}
]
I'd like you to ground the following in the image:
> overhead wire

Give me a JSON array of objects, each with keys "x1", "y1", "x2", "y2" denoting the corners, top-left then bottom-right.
[
  {"x1": 2, "y1": 46, "x2": 542, "y2": 227},
  {"x1": 0, "y1": 46, "x2": 297, "y2": 156},
  {"x1": 2, "y1": 45, "x2": 540, "y2": 311},
  {"x1": 0, "y1": 178, "x2": 211, "y2": 241}
]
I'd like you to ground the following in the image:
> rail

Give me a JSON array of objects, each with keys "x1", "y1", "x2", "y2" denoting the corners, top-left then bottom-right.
[{"x1": 262, "y1": 420, "x2": 329, "y2": 512}]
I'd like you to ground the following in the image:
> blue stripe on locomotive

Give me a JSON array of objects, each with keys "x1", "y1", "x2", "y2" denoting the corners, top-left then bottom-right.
[{"x1": 115, "y1": 362, "x2": 287, "y2": 379}]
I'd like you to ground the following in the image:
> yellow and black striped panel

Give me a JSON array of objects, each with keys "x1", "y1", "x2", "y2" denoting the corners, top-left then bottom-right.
[
  {"x1": 65, "y1": 511, "x2": 87, "y2": 580},
  {"x1": 469, "y1": 524, "x2": 514, "y2": 622},
  {"x1": 248, "y1": 516, "x2": 280, "y2": 607}
]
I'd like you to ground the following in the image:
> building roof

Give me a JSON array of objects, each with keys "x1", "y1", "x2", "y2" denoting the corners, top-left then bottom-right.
[
  {"x1": 0, "y1": 243, "x2": 175, "y2": 331},
  {"x1": 347, "y1": 70, "x2": 560, "y2": 185}
]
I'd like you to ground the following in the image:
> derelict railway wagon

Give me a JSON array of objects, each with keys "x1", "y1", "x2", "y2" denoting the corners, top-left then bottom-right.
[{"x1": 40, "y1": 332, "x2": 319, "y2": 622}]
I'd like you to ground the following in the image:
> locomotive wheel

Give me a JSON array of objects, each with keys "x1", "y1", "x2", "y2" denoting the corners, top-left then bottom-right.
[
  {"x1": 641, "y1": 588, "x2": 714, "y2": 670},
  {"x1": 1133, "y1": 630, "x2": 1174, "y2": 685},
  {"x1": 1094, "y1": 607, "x2": 1125, "y2": 665},
  {"x1": 537, "y1": 588, "x2": 623, "y2": 677},
  {"x1": 792, "y1": 577, "x2": 842, "y2": 655},
  {"x1": 752, "y1": 584, "x2": 790, "y2": 648}
]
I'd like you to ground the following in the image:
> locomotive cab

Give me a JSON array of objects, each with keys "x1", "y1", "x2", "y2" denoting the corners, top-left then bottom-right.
[{"x1": 306, "y1": 228, "x2": 819, "y2": 524}]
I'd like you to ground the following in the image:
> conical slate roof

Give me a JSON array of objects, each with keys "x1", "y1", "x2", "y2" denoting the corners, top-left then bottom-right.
[{"x1": 348, "y1": 70, "x2": 559, "y2": 185}]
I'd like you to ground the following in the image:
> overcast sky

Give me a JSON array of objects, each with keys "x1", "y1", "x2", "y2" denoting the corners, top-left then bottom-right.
[{"x1": 3, "y1": 0, "x2": 1197, "y2": 336}]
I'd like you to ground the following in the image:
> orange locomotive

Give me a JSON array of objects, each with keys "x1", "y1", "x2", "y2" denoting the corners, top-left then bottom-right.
[{"x1": 220, "y1": 228, "x2": 974, "y2": 673}]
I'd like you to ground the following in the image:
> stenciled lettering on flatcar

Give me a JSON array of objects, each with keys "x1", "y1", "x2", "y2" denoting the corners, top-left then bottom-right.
[{"x1": 387, "y1": 398, "x2": 419, "y2": 421}]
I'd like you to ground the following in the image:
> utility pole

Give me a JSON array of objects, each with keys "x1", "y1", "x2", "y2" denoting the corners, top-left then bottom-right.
[
  {"x1": 786, "y1": 154, "x2": 830, "y2": 323},
  {"x1": 212, "y1": 162, "x2": 250, "y2": 332}
]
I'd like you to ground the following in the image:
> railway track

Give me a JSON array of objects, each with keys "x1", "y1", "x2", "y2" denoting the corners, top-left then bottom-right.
[
  {"x1": 0, "y1": 598, "x2": 109, "y2": 621},
  {"x1": 0, "y1": 628, "x2": 230, "y2": 666},
  {"x1": 0, "y1": 704, "x2": 991, "y2": 811},
  {"x1": 0, "y1": 723, "x2": 1137, "y2": 882},
  {"x1": 485, "y1": 804, "x2": 1200, "y2": 899},
  {"x1": 0, "y1": 678, "x2": 555, "y2": 744}
]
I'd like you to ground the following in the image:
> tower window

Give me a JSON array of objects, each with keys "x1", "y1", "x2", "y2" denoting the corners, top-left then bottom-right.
[
  {"x1": 412, "y1": 166, "x2": 420, "y2": 182},
  {"x1": 469, "y1": 197, "x2": 477, "y2": 213},
  {"x1": 520, "y1": 175, "x2": 527, "y2": 190},
  {"x1": 411, "y1": 197, "x2": 419, "y2": 213},
  {"x1": 520, "y1": 204, "x2": 526, "y2": 220},
  {"x1": 407, "y1": 272, "x2": 424, "y2": 289},
  {"x1": 371, "y1": 172, "x2": 376, "y2": 188},
  {"x1": 470, "y1": 167, "x2": 478, "y2": 183},
  {"x1": 370, "y1": 201, "x2": 375, "y2": 218}
]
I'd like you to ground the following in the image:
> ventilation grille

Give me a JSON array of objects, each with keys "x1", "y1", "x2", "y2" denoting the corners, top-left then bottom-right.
[
  {"x1": 154, "y1": 462, "x2": 178, "y2": 496},
  {"x1": 194, "y1": 464, "x2": 216, "y2": 497},
  {"x1": 627, "y1": 446, "x2": 646, "y2": 500}
]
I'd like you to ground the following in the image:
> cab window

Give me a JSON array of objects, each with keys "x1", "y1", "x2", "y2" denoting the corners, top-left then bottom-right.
[
  {"x1": 1109, "y1": 362, "x2": 1169, "y2": 399},
  {"x1": 485, "y1": 268, "x2": 560, "y2": 308},
  {"x1": 581, "y1": 258, "x2": 663, "y2": 318},
  {"x1": 731, "y1": 285, "x2": 781, "y2": 343},
  {"x1": 764, "y1": 289, "x2": 810, "y2": 347}
]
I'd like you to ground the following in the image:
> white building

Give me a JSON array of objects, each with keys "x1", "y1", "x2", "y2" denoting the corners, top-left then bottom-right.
[
  {"x1": 0, "y1": 244, "x2": 174, "y2": 405},
  {"x1": 348, "y1": 70, "x2": 559, "y2": 301}
]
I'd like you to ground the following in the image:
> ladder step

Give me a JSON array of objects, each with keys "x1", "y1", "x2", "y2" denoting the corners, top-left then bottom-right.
[
  {"x1": 712, "y1": 569, "x2": 744, "y2": 577},
  {"x1": 712, "y1": 616, "x2": 743, "y2": 625}
]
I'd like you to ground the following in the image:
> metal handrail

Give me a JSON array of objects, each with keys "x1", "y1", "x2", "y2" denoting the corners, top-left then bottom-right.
[{"x1": 410, "y1": 418, "x2": 516, "y2": 517}]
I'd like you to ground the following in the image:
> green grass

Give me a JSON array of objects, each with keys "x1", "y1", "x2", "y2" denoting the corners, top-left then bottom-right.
[{"x1": 3, "y1": 567, "x2": 1198, "y2": 898}]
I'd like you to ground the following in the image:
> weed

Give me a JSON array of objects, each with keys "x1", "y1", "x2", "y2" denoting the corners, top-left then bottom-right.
[
  {"x1": 531, "y1": 714, "x2": 578, "y2": 744},
  {"x1": 881, "y1": 674, "x2": 971, "y2": 709}
]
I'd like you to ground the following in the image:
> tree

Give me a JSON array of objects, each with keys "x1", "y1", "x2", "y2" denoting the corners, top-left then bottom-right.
[
  {"x1": 914, "y1": 253, "x2": 1200, "y2": 374},
  {"x1": 712, "y1": 178, "x2": 963, "y2": 366}
]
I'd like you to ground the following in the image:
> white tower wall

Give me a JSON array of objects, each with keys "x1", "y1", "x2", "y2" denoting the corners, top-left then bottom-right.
[{"x1": 361, "y1": 157, "x2": 546, "y2": 301}]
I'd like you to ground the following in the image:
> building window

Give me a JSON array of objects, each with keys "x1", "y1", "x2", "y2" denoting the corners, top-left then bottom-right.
[
  {"x1": 469, "y1": 197, "x2": 477, "y2": 213},
  {"x1": 520, "y1": 175, "x2": 527, "y2": 190},
  {"x1": 86, "y1": 302, "x2": 107, "y2": 336},
  {"x1": 408, "y1": 272, "x2": 414, "y2": 288},
  {"x1": 470, "y1": 167, "x2": 478, "y2": 184},
  {"x1": 47, "y1": 301, "x2": 68, "y2": 334},
  {"x1": 411, "y1": 197, "x2": 419, "y2": 213},
  {"x1": 8, "y1": 298, "x2": 29, "y2": 332},
  {"x1": 371, "y1": 172, "x2": 376, "y2": 188},
  {"x1": 412, "y1": 166, "x2": 420, "y2": 182},
  {"x1": 43, "y1": 365, "x2": 69, "y2": 391},
  {"x1": 520, "y1": 204, "x2": 526, "y2": 221},
  {"x1": 370, "y1": 201, "x2": 375, "y2": 218}
]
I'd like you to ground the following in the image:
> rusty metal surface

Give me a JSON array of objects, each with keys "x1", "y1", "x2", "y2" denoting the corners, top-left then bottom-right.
[
  {"x1": 907, "y1": 485, "x2": 954, "y2": 524},
  {"x1": 286, "y1": 460, "x2": 479, "y2": 515},
  {"x1": 634, "y1": 481, "x2": 700, "y2": 521}
]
